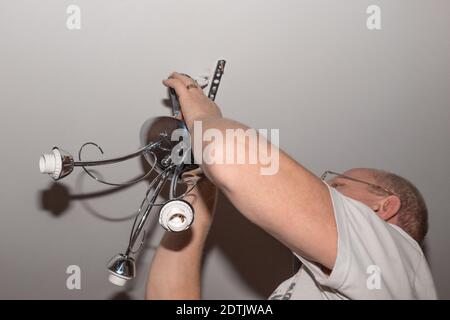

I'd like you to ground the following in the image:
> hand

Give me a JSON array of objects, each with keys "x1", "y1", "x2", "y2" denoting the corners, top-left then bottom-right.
[
  {"x1": 182, "y1": 175, "x2": 218, "y2": 230},
  {"x1": 162, "y1": 72, "x2": 223, "y2": 131}
]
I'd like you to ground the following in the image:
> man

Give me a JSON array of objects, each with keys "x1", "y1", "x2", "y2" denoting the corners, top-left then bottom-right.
[{"x1": 145, "y1": 72, "x2": 437, "y2": 300}]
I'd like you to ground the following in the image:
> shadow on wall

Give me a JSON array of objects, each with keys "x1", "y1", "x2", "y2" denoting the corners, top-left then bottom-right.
[
  {"x1": 204, "y1": 193, "x2": 293, "y2": 299},
  {"x1": 109, "y1": 290, "x2": 133, "y2": 300},
  {"x1": 39, "y1": 180, "x2": 140, "y2": 221}
]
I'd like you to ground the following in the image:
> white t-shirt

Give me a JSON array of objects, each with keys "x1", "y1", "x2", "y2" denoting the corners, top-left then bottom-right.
[{"x1": 269, "y1": 184, "x2": 437, "y2": 300}]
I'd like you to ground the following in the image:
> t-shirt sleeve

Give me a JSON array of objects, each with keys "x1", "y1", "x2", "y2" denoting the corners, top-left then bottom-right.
[
  {"x1": 413, "y1": 254, "x2": 438, "y2": 299},
  {"x1": 294, "y1": 182, "x2": 432, "y2": 299}
]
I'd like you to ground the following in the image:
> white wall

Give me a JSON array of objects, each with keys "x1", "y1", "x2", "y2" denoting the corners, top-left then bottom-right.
[{"x1": 0, "y1": 0, "x2": 449, "y2": 299}]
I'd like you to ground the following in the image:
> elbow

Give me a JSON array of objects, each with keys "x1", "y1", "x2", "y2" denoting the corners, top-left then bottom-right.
[
  {"x1": 197, "y1": 129, "x2": 253, "y2": 195},
  {"x1": 193, "y1": 118, "x2": 273, "y2": 194}
]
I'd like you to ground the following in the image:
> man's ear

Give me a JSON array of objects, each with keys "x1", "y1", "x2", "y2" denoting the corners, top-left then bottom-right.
[{"x1": 378, "y1": 195, "x2": 402, "y2": 221}]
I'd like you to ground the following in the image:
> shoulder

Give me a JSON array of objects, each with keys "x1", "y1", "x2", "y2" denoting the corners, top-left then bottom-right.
[{"x1": 328, "y1": 185, "x2": 424, "y2": 268}]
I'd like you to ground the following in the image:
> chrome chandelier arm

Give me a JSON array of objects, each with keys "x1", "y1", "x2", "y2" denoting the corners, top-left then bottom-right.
[
  {"x1": 126, "y1": 167, "x2": 172, "y2": 255},
  {"x1": 76, "y1": 142, "x2": 160, "y2": 187},
  {"x1": 75, "y1": 141, "x2": 161, "y2": 167}
]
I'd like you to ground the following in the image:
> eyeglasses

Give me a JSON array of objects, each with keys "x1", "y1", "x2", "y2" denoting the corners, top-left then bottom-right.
[{"x1": 320, "y1": 170, "x2": 396, "y2": 196}]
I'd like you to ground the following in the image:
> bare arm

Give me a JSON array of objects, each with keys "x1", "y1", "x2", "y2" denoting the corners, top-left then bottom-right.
[
  {"x1": 163, "y1": 73, "x2": 337, "y2": 270},
  {"x1": 200, "y1": 118, "x2": 337, "y2": 269},
  {"x1": 145, "y1": 178, "x2": 217, "y2": 299}
]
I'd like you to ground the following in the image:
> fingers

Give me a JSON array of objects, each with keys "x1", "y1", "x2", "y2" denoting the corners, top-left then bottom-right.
[
  {"x1": 162, "y1": 71, "x2": 207, "y2": 108},
  {"x1": 166, "y1": 72, "x2": 203, "y2": 92},
  {"x1": 170, "y1": 72, "x2": 196, "y2": 86},
  {"x1": 162, "y1": 77, "x2": 188, "y2": 97}
]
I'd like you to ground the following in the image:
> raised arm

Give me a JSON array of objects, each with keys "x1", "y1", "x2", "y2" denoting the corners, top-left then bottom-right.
[
  {"x1": 145, "y1": 178, "x2": 217, "y2": 299},
  {"x1": 163, "y1": 73, "x2": 337, "y2": 270}
]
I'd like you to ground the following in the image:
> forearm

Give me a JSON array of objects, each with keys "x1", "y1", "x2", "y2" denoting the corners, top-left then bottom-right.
[
  {"x1": 146, "y1": 180, "x2": 217, "y2": 299},
  {"x1": 145, "y1": 223, "x2": 208, "y2": 299}
]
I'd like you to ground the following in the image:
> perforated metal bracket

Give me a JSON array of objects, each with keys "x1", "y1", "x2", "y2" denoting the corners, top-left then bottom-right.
[{"x1": 207, "y1": 60, "x2": 226, "y2": 101}]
